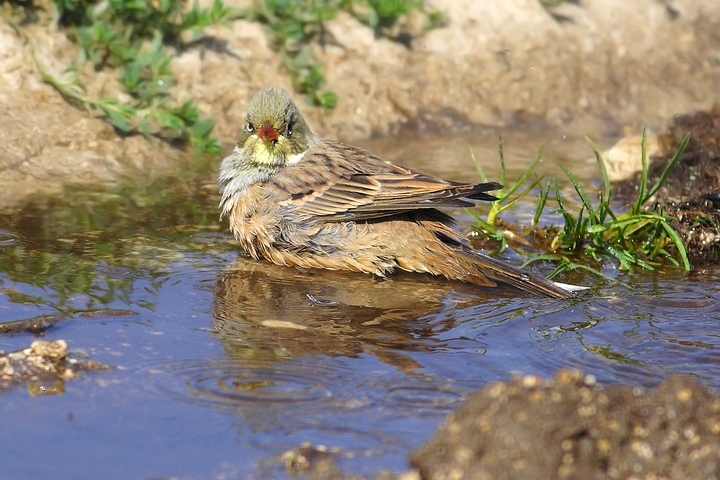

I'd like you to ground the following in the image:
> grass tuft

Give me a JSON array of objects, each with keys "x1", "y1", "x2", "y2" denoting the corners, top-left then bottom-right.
[
  {"x1": 468, "y1": 137, "x2": 543, "y2": 252},
  {"x1": 6, "y1": 0, "x2": 242, "y2": 154},
  {"x1": 472, "y1": 131, "x2": 691, "y2": 278}
]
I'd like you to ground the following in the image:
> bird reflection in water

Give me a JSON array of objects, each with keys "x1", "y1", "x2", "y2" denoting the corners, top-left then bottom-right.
[{"x1": 212, "y1": 256, "x2": 519, "y2": 372}]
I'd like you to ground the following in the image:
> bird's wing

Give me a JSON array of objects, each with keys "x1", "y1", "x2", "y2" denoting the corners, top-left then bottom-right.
[{"x1": 268, "y1": 141, "x2": 501, "y2": 221}]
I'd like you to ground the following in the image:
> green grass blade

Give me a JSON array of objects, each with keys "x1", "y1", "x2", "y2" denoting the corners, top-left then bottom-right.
[
  {"x1": 586, "y1": 136, "x2": 612, "y2": 210},
  {"x1": 643, "y1": 132, "x2": 691, "y2": 204},
  {"x1": 560, "y1": 165, "x2": 597, "y2": 222},
  {"x1": 633, "y1": 129, "x2": 649, "y2": 215},
  {"x1": 469, "y1": 147, "x2": 489, "y2": 183},
  {"x1": 469, "y1": 213, "x2": 498, "y2": 236},
  {"x1": 498, "y1": 175, "x2": 544, "y2": 214},
  {"x1": 532, "y1": 180, "x2": 551, "y2": 228},
  {"x1": 500, "y1": 147, "x2": 543, "y2": 200},
  {"x1": 660, "y1": 221, "x2": 691, "y2": 271},
  {"x1": 498, "y1": 136, "x2": 506, "y2": 188}
]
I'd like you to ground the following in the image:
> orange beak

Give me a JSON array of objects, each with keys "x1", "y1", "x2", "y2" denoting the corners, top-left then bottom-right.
[{"x1": 257, "y1": 122, "x2": 279, "y2": 143}]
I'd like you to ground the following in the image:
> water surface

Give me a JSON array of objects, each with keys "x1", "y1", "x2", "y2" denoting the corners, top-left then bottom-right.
[{"x1": 0, "y1": 134, "x2": 717, "y2": 479}]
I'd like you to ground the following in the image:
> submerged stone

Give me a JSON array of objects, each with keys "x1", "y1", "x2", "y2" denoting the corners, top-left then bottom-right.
[{"x1": 0, "y1": 340, "x2": 111, "y2": 396}]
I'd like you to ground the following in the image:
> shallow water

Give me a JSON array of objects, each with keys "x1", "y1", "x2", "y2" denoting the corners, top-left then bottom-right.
[{"x1": 1, "y1": 134, "x2": 718, "y2": 479}]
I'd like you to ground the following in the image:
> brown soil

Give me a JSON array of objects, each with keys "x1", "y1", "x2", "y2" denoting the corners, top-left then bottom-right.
[
  {"x1": 616, "y1": 103, "x2": 720, "y2": 264},
  {"x1": 1, "y1": 0, "x2": 719, "y2": 210},
  {"x1": 411, "y1": 370, "x2": 720, "y2": 480}
]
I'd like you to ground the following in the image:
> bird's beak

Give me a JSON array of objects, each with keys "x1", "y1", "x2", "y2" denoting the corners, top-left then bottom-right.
[{"x1": 257, "y1": 122, "x2": 279, "y2": 143}]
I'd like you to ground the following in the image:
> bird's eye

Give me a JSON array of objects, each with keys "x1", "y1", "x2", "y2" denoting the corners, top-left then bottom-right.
[
  {"x1": 287, "y1": 120, "x2": 294, "y2": 138},
  {"x1": 245, "y1": 122, "x2": 254, "y2": 133}
]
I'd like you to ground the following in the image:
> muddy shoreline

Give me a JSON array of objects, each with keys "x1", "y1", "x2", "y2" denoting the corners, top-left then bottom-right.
[{"x1": 1, "y1": 0, "x2": 719, "y2": 209}]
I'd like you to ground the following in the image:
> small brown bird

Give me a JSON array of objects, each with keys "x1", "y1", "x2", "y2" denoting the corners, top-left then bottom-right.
[{"x1": 219, "y1": 88, "x2": 582, "y2": 298}]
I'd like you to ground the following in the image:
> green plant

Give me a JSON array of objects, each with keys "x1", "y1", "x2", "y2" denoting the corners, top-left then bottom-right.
[
  {"x1": 544, "y1": 131, "x2": 690, "y2": 273},
  {"x1": 540, "y1": 0, "x2": 569, "y2": 6},
  {"x1": 4, "y1": 0, "x2": 438, "y2": 148},
  {"x1": 471, "y1": 131, "x2": 691, "y2": 277},
  {"x1": 468, "y1": 137, "x2": 543, "y2": 252},
  {"x1": 7, "y1": 0, "x2": 241, "y2": 154},
  {"x1": 356, "y1": 0, "x2": 442, "y2": 33},
  {"x1": 246, "y1": 0, "x2": 440, "y2": 108}
]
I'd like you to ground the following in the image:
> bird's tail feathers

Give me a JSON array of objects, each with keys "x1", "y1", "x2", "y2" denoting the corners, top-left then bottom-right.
[
  {"x1": 466, "y1": 182, "x2": 503, "y2": 202},
  {"x1": 457, "y1": 248, "x2": 586, "y2": 299}
]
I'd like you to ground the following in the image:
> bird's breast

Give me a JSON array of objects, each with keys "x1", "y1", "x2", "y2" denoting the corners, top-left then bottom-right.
[{"x1": 227, "y1": 184, "x2": 279, "y2": 259}]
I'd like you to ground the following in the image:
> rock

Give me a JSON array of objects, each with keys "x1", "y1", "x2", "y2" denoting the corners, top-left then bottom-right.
[
  {"x1": 411, "y1": 370, "x2": 720, "y2": 480},
  {"x1": 0, "y1": 339, "x2": 112, "y2": 396}
]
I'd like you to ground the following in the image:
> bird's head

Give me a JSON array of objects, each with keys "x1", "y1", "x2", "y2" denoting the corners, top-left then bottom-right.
[{"x1": 238, "y1": 88, "x2": 314, "y2": 167}]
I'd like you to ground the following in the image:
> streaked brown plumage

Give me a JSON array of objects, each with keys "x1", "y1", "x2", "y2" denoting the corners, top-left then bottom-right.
[{"x1": 219, "y1": 88, "x2": 581, "y2": 298}]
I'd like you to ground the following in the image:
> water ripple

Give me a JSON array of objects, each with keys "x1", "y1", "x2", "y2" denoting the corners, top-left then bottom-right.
[
  {"x1": 0, "y1": 230, "x2": 19, "y2": 247},
  {"x1": 525, "y1": 284, "x2": 720, "y2": 389},
  {"x1": 147, "y1": 356, "x2": 374, "y2": 414},
  {"x1": 145, "y1": 356, "x2": 410, "y2": 458},
  {"x1": 634, "y1": 292, "x2": 716, "y2": 309},
  {"x1": 381, "y1": 382, "x2": 464, "y2": 412},
  {"x1": 249, "y1": 420, "x2": 405, "y2": 458}
]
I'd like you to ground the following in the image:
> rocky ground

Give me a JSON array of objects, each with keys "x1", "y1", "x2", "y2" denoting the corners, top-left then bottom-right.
[
  {"x1": 279, "y1": 370, "x2": 720, "y2": 480},
  {"x1": 411, "y1": 370, "x2": 720, "y2": 480}
]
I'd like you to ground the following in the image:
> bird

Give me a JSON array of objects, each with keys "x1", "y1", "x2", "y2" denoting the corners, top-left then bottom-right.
[{"x1": 218, "y1": 87, "x2": 583, "y2": 298}]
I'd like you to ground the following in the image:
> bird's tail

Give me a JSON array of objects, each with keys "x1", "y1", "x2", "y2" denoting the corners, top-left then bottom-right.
[
  {"x1": 456, "y1": 248, "x2": 587, "y2": 299},
  {"x1": 466, "y1": 182, "x2": 503, "y2": 202}
]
